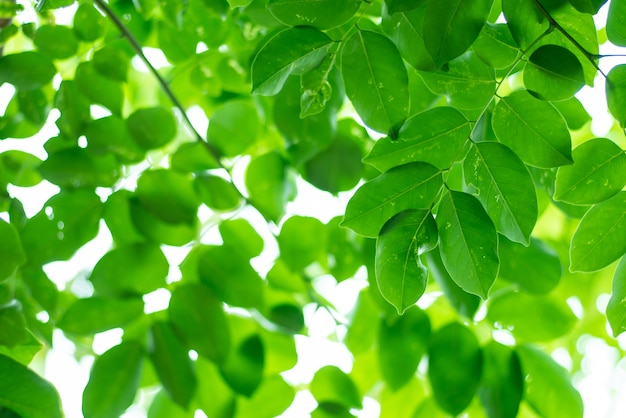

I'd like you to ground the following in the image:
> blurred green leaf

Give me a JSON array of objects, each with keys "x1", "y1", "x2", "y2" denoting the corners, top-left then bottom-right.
[
  {"x1": 606, "y1": 64, "x2": 626, "y2": 127},
  {"x1": 607, "y1": 256, "x2": 626, "y2": 336},
  {"x1": 310, "y1": 366, "x2": 362, "y2": 409},
  {"x1": 34, "y1": 25, "x2": 78, "y2": 60},
  {"x1": 58, "y1": 297, "x2": 144, "y2": 335},
  {"x1": 73, "y1": 3, "x2": 107, "y2": 41},
  {"x1": 208, "y1": 100, "x2": 258, "y2": 156},
  {"x1": 0, "y1": 51, "x2": 56, "y2": 90},
  {"x1": 278, "y1": 215, "x2": 327, "y2": 271},
  {"x1": 478, "y1": 342, "x2": 523, "y2": 418},
  {"x1": 127, "y1": 107, "x2": 177, "y2": 150}
]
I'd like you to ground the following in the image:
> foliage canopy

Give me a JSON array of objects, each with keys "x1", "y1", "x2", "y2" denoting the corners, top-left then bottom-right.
[{"x1": 1, "y1": 0, "x2": 626, "y2": 417}]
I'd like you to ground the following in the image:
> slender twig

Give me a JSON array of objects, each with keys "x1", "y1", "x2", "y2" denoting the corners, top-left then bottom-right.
[{"x1": 91, "y1": 0, "x2": 222, "y2": 161}]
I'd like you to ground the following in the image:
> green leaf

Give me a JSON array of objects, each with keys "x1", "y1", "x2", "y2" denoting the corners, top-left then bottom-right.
[
  {"x1": 517, "y1": 344, "x2": 583, "y2": 418},
  {"x1": 0, "y1": 51, "x2": 56, "y2": 90},
  {"x1": 127, "y1": 107, "x2": 177, "y2": 150},
  {"x1": 136, "y1": 169, "x2": 199, "y2": 224},
  {"x1": 341, "y1": 29, "x2": 409, "y2": 136},
  {"x1": 34, "y1": 25, "x2": 78, "y2": 60},
  {"x1": 148, "y1": 390, "x2": 194, "y2": 418},
  {"x1": 0, "y1": 303, "x2": 28, "y2": 347},
  {"x1": 58, "y1": 297, "x2": 144, "y2": 335},
  {"x1": 378, "y1": 307, "x2": 430, "y2": 390},
  {"x1": 310, "y1": 366, "x2": 362, "y2": 409},
  {"x1": 93, "y1": 44, "x2": 131, "y2": 82},
  {"x1": 82, "y1": 342, "x2": 144, "y2": 418},
  {"x1": 0, "y1": 220, "x2": 26, "y2": 281},
  {"x1": 422, "y1": 0, "x2": 493, "y2": 67},
  {"x1": 171, "y1": 142, "x2": 219, "y2": 173},
  {"x1": 524, "y1": 45, "x2": 585, "y2": 101},
  {"x1": 487, "y1": 290, "x2": 576, "y2": 341},
  {"x1": 267, "y1": 303, "x2": 304, "y2": 333},
  {"x1": 502, "y1": 0, "x2": 549, "y2": 49},
  {"x1": 607, "y1": 0, "x2": 626, "y2": 46},
  {"x1": 342, "y1": 162, "x2": 443, "y2": 238},
  {"x1": 195, "y1": 357, "x2": 236, "y2": 418},
  {"x1": 381, "y1": 5, "x2": 435, "y2": 71},
  {"x1": 245, "y1": 151, "x2": 293, "y2": 222},
  {"x1": 570, "y1": 192, "x2": 626, "y2": 272},
  {"x1": 157, "y1": 20, "x2": 197, "y2": 64},
  {"x1": 606, "y1": 64, "x2": 626, "y2": 127},
  {"x1": 478, "y1": 342, "x2": 523, "y2": 418},
  {"x1": 463, "y1": 141, "x2": 538, "y2": 245},
  {"x1": 208, "y1": 100, "x2": 258, "y2": 156},
  {"x1": 75, "y1": 62, "x2": 123, "y2": 115},
  {"x1": 169, "y1": 284, "x2": 231, "y2": 364},
  {"x1": 86, "y1": 116, "x2": 144, "y2": 163},
  {"x1": 554, "y1": 138, "x2": 626, "y2": 205},
  {"x1": 89, "y1": 243, "x2": 169, "y2": 297},
  {"x1": 267, "y1": 0, "x2": 362, "y2": 29},
  {"x1": 73, "y1": 3, "x2": 107, "y2": 41},
  {"x1": 149, "y1": 321, "x2": 197, "y2": 409},
  {"x1": 435, "y1": 190, "x2": 499, "y2": 299},
  {"x1": 365, "y1": 107, "x2": 470, "y2": 172},
  {"x1": 385, "y1": 0, "x2": 426, "y2": 13},
  {"x1": 472, "y1": 23, "x2": 520, "y2": 69},
  {"x1": 492, "y1": 90, "x2": 573, "y2": 168},
  {"x1": 607, "y1": 256, "x2": 626, "y2": 337},
  {"x1": 424, "y1": 249, "x2": 481, "y2": 318},
  {"x1": 219, "y1": 219, "x2": 264, "y2": 259},
  {"x1": 220, "y1": 333, "x2": 264, "y2": 397},
  {"x1": 17, "y1": 89, "x2": 49, "y2": 126},
  {"x1": 198, "y1": 245, "x2": 265, "y2": 308},
  {"x1": 427, "y1": 322, "x2": 482, "y2": 415},
  {"x1": 235, "y1": 375, "x2": 295, "y2": 418},
  {"x1": 299, "y1": 52, "x2": 336, "y2": 118},
  {"x1": 103, "y1": 190, "x2": 145, "y2": 246},
  {"x1": 498, "y1": 236, "x2": 562, "y2": 294},
  {"x1": 552, "y1": 97, "x2": 591, "y2": 130},
  {"x1": 38, "y1": 148, "x2": 120, "y2": 188},
  {"x1": 375, "y1": 210, "x2": 437, "y2": 314},
  {"x1": 251, "y1": 27, "x2": 333, "y2": 96},
  {"x1": 419, "y1": 51, "x2": 496, "y2": 110},
  {"x1": 0, "y1": 353, "x2": 62, "y2": 418},
  {"x1": 54, "y1": 80, "x2": 91, "y2": 139},
  {"x1": 278, "y1": 216, "x2": 327, "y2": 271}
]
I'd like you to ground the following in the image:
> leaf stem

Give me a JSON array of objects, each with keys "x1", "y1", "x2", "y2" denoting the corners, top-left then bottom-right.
[{"x1": 91, "y1": 0, "x2": 222, "y2": 161}]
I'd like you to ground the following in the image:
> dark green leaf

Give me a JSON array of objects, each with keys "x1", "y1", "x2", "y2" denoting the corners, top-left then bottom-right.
[
  {"x1": 463, "y1": 141, "x2": 537, "y2": 245},
  {"x1": 487, "y1": 290, "x2": 576, "y2": 341},
  {"x1": 267, "y1": 303, "x2": 304, "y2": 333},
  {"x1": 472, "y1": 23, "x2": 520, "y2": 69},
  {"x1": 136, "y1": 169, "x2": 199, "y2": 224},
  {"x1": 428, "y1": 322, "x2": 482, "y2": 415},
  {"x1": 148, "y1": 390, "x2": 193, "y2": 418},
  {"x1": 0, "y1": 51, "x2": 55, "y2": 90},
  {"x1": 251, "y1": 27, "x2": 333, "y2": 96},
  {"x1": 0, "y1": 220, "x2": 25, "y2": 281},
  {"x1": 607, "y1": 256, "x2": 626, "y2": 337},
  {"x1": 208, "y1": 100, "x2": 258, "y2": 156},
  {"x1": 378, "y1": 307, "x2": 430, "y2": 390},
  {"x1": 365, "y1": 107, "x2": 470, "y2": 172},
  {"x1": 17, "y1": 89, "x2": 49, "y2": 126},
  {"x1": 498, "y1": 236, "x2": 562, "y2": 294},
  {"x1": 149, "y1": 321, "x2": 197, "y2": 409},
  {"x1": 58, "y1": 297, "x2": 144, "y2": 335},
  {"x1": 38, "y1": 148, "x2": 120, "y2": 188},
  {"x1": 278, "y1": 215, "x2": 327, "y2": 271},
  {"x1": 524, "y1": 45, "x2": 585, "y2": 101},
  {"x1": 73, "y1": 3, "x2": 106, "y2": 41},
  {"x1": 169, "y1": 284, "x2": 231, "y2": 363},
  {"x1": 381, "y1": 5, "x2": 435, "y2": 71},
  {"x1": 570, "y1": 192, "x2": 626, "y2": 272},
  {"x1": 103, "y1": 190, "x2": 146, "y2": 246},
  {"x1": 127, "y1": 107, "x2": 177, "y2": 150},
  {"x1": 90, "y1": 243, "x2": 168, "y2": 296},
  {"x1": 0, "y1": 303, "x2": 28, "y2": 347},
  {"x1": 267, "y1": 0, "x2": 362, "y2": 29},
  {"x1": 385, "y1": 0, "x2": 426, "y2": 13},
  {"x1": 606, "y1": 64, "x2": 626, "y2": 127},
  {"x1": 300, "y1": 52, "x2": 336, "y2": 118},
  {"x1": 93, "y1": 44, "x2": 130, "y2": 82},
  {"x1": 342, "y1": 162, "x2": 443, "y2": 237},
  {"x1": 83, "y1": 342, "x2": 144, "y2": 418},
  {"x1": 310, "y1": 366, "x2": 362, "y2": 409},
  {"x1": 0, "y1": 354, "x2": 62, "y2": 418},
  {"x1": 341, "y1": 29, "x2": 409, "y2": 135},
  {"x1": 492, "y1": 90, "x2": 572, "y2": 168},
  {"x1": 375, "y1": 210, "x2": 437, "y2": 314},
  {"x1": 235, "y1": 375, "x2": 295, "y2": 418},
  {"x1": 502, "y1": 0, "x2": 549, "y2": 49},
  {"x1": 220, "y1": 334, "x2": 264, "y2": 397},
  {"x1": 54, "y1": 80, "x2": 91, "y2": 139},
  {"x1": 422, "y1": 0, "x2": 493, "y2": 67},
  {"x1": 607, "y1": 0, "x2": 626, "y2": 46},
  {"x1": 435, "y1": 190, "x2": 499, "y2": 299},
  {"x1": 34, "y1": 25, "x2": 78, "y2": 60},
  {"x1": 195, "y1": 357, "x2": 236, "y2": 418},
  {"x1": 245, "y1": 151, "x2": 293, "y2": 222},
  {"x1": 517, "y1": 344, "x2": 583, "y2": 418},
  {"x1": 75, "y1": 62, "x2": 123, "y2": 115},
  {"x1": 478, "y1": 342, "x2": 523, "y2": 418},
  {"x1": 86, "y1": 116, "x2": 144, "y2": 163}
]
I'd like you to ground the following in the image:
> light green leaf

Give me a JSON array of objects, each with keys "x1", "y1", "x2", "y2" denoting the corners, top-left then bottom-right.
[
  {"x1": 381, "y1": 5, "x2": 435, "y2": 71},
  {"x1": 267, "y1": 0, "x2": 362, "y2": 29},
  {"x1": 0, "y1": 303, "x2": 28, "y2": 347},
  {"x1": 422, "y1": 0, "x2": 493, "y2": 67},
  {"x1": 472, "y1": 23, "x2": 520, "y2": 69},
  {"x1": 428, "y1": 322, "x2": 482, "y2": 415},
  {"x1": 235, "y1": 375, "x2": 295, "y2": 418},
  {"x1": 478, "y1": 342, "x2": 523, "y2": 418},
  {"x1": 607, "y1": 0, "x2": 626, "y2": 46},
  {"x1": 135, "y1": 169, "x2": 199, "y2": 224},
  {"x1": 54, "y1": 80, "x2": 91, "y2": 139},
  {"x1": 378, "y1": 307, "x2": 430, "y2": 390},
  {"x1": 93, "y1": 44, "x2": 131, "y2": 82},
  {"x1": 0, "y1": 354, "x2": 62, "y2": 418},
  {"x1": 149, "y1": 321, "x2": 197, "y2": 409},
  {"x1": 606, "y1": 64, "x2": 626, "y2": 127},
  {"x1": 219, "y1": 218, "x2": 264, "y2": 259},
  {"x1": 148, "y1": 390, "x2": 194, "y2": 418},
  {"x1": 487, "y1": 290, "x2": 576, "y2": 341},
  {"x1": 554, "y1": 138, "x2": 626, "y2": 205},
  {"x1": 157, "y1": 20, "x2": 197, "y2": 64},
  {"x1": 220, "y1": 333, "x2": 264, "y2": 397},
  {"x1": 58, "y1": 297, "x2": 144, "y2": 335},
  {"x1": 498, "y1": 236, "x2": 562, "y2": 294},
  {"x1": 73, "y1": 3, "x2": 106, "y2": 41},
  {"x1": 502, "y1": 0, "x2": 549, "y2": 49},
  {"x1": 245, "y1": 152, "x2": 293, "y2": 222},
  {"x1": 127, "y1": 107, "x2": 177, "y2": 150},
  {"x1": 38, "y1": 148, "x2": 120, "y2": 188},
  {"x1": 103, "y1": 190, "x2": 145, "y2": 246},
  {"x1": 524, "y1": 45, "x2": 585, "y2": 101},
  {"x1": 517, "y1": 344, "x2": 583, "y2": 418},
  {"x1": 196, "y1": 357, "x2": 236, "y2": 418},
  {"x1": 341, "y1": 29, "x2": 409, "y2": 136},
  {"x1": 365, "y1": 107, "x2": 470, "y2": 172},
  {"x1": 300, "y1": 52, "x2": 336, "y2": 118},
  {"x1": 607, "y1": 256, "x2": 626, "y2": 337},
  {"x1": 251, "y1": 27, "x2": 333, "y2": 96},
  {"x1": 0, "y1": 151, "x2": 42, "y2": 188},
  {"x1": 492, "y1": 90, "x2": 572, "y2": 168},
  {"x1": 375, "y1": 210, "x2": 437, "y2": 314},
  {"x1": 463, "y1": 141, "x2": 537, "y2": 245},
  {"x1": 171, "y1": 142, "x2": 219, "y2": 173},
  {"x1": 169, "y1": 284, "x2": 231, "y2": 364},
  {"x1": 278, "y1": 216, "x2": 327, "y2": 271},
  {"x1": 208, "y1": 100, "x2": 259, "y2": 156},
  {"x1": 89, "y1": 243, "x2": 168, "y2": 296},
  {"x1": 570, "y1": 192, "x2": 626, "y2": 272},
  {"x1": 34, "y1": 25, "x2": 78, "y2": 60},
  {"x1": 345, "y1": 289, "x2": 378, "y2": 355},
  {"x1": 342, "y1": 162, "x2": 443, "y2": 238},
  {"x1": 425, "y1": 249, "x2": 481, "y2": 318},
  {"x1": 16, "y1": 88, "x2": 49, "y2": 127},
  {"x1": 310, "y1": 366, "x2": 362, "y2": 409},
  {"x1": 553, "y1": 97, "x2": 591, "y2": 130},
  {"x1": 0, "y1": 51, "x2": 56, "y2": 90},
  {"x1": 75, "y1": 62, "x2": 123, "y2": 115},
  {"x1": 435, "y1": 190, "x2": 499, "y2": 299},
  {"x1": 83, "y1": 342, "x2": 144, "y2": 418},
  {"x1": 0, "y1": 220, "x2": 26, "y2": 281}
]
